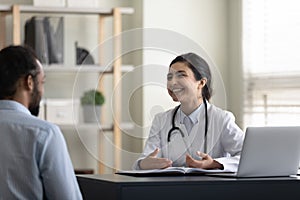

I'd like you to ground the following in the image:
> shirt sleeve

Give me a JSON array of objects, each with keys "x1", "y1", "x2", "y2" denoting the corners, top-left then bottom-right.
[
  {"x1": 215, "y1": 111, "x2": 245, "y2": 171},
  {"x1": 132, "y1": 113, "x2": 164, "y2": 170},
  {"x1": 37, "y1": 125, "x2": 82, "y2": 200}
]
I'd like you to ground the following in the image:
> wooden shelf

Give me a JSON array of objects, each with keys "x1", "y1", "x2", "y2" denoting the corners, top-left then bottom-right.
[
  {"x1": 43, "y1": 64, "x2": 134, "y2": 73},
  {"x1": 58, "y1": 122, "x2": 134, "y2": 132},
  {"x1": 0, "y1": 5, "x2": 134, "y2": 15}
]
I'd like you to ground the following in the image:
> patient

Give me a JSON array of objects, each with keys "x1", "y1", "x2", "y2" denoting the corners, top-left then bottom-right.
[{"x1": 0, "y1": 45, "x2": 82, "y2": 199}]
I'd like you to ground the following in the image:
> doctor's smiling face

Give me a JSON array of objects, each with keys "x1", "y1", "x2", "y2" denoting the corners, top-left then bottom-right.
[{"x1": 167, "y1": 61, "x2": 204, "y2": 105}]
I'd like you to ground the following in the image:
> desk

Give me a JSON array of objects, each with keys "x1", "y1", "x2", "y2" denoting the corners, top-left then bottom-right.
[{"x1": 77, "y1": 174, "x2": 300, "y2": 200}]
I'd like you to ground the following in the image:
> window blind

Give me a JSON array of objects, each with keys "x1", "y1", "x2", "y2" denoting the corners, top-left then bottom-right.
[{"x1": 243, "y1": 0, "x2": 300, "y2": 126}]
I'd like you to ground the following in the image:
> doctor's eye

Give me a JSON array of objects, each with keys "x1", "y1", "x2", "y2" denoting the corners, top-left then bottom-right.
[
  {"x1": 175, "y1": 72, "x2": 187, "y2": 78},
  {"x1": 167, "y1": 74, "x2": 173, "y2": 81}
]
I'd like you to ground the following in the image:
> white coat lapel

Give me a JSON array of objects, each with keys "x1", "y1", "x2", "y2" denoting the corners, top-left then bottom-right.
[{"x1": 187, "y1": 103, "x2": 207, "y2": 153}]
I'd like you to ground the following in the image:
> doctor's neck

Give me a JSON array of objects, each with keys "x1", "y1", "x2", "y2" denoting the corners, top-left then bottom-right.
[{"x1": 180, "y1": 98, "x2": 203, "y2": 116}]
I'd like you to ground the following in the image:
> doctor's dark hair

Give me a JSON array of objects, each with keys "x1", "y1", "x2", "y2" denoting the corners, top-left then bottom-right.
[
  {"x1": 169, "y1": 52, "x2": 212, "y2": 101},
  {"x1": 0, "y1": 45, "x2": 40, "y2": 99}
]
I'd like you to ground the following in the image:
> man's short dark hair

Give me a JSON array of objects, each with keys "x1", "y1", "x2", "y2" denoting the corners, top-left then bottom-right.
[{"x1": 0, "y1": 45, "x2": 40, "y2": 99}]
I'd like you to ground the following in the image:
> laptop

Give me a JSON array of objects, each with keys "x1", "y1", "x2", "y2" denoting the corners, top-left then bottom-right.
[{"x1": 210, "y1": 126, "x2": 300, "y2": 178}]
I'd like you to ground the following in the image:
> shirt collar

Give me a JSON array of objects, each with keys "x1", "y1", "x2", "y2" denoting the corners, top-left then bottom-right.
[
  {"x1": 0, "y1": 100, "x2": 31, "y2": 115},
  {"x1": 179, "y1": 103, "x2": 203, "y2": 125}
]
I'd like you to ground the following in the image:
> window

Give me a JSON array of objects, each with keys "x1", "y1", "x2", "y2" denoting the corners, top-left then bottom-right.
[{"x1": 243, "y1": 0, "x2": 300, "y2": 126}]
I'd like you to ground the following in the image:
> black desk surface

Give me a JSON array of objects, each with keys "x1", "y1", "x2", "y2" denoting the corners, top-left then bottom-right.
[{"x1": 77, "y1": 174, "x2": 300, "y2": 200}]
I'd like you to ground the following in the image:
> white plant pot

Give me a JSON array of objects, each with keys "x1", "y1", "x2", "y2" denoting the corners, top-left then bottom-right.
[{"x1": 82, "y1": 105, "x2": 101, "y2": 123}]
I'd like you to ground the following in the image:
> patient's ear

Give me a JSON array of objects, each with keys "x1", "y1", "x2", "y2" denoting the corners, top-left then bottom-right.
[{"x1": 25, "y1": 75, "x2": 34, "y2": 91}]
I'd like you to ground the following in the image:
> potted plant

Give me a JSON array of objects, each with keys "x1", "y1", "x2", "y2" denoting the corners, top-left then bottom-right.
[{"x1": 80, "y1": 89, "x2": 105, "y2": 123}]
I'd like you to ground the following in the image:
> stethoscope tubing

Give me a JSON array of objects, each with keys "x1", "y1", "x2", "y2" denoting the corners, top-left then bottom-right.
[{"x1": 167, "y1": 100, "x2": 208, "y2": 153}]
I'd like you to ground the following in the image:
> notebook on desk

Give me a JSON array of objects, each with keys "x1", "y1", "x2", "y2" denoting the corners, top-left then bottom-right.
[{"x1": 210, "y1": 126, "x2": 300, "y2": 178}]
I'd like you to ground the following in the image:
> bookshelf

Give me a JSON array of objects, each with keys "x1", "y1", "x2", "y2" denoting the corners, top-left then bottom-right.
[{"x1": 0, "y1": 4, "x2": 134, "y2": 174}]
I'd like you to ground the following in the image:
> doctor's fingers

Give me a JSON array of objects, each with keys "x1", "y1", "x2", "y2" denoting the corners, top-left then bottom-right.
[
  {"x1": 148, "y1": 148, "x2": 160, "y2": 157},
  {"x1": 186, "y1": 154, "x2": 208, "y2": 168},
  {"x1": 186, "y1": 157, "x2": 201, "y2": 168},
  {"x1": 186, "y1": 154, "x2": 198, "y2": 166},
  {"x1": 197, "y1": 151, "x2": 209, "y2": 160},
  {"x1": 140, "y1": 157, "x2": 172, "y2": 170},
  {"x1": 185, "y1": 154, "x2": 194, "y2": 161},
  {"x1": 154, "y1": 158, "x2": 173, "y2": 169}
]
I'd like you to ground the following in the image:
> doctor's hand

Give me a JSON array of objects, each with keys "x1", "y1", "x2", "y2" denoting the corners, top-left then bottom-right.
[
  {"x1": 139, "y1": 148, "x2": 173, "y2": 170},
  {"x1": 186, "y1": 151, "x2": 224, "y2": 170}
]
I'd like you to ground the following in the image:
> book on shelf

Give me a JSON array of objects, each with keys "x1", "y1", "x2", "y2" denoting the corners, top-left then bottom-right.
[{"x1": 116, "y1": 167, "x2": 234, "y2": 177}]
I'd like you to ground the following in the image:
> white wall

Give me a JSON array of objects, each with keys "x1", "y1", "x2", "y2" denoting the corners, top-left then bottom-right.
[
  {"x1": 228, "y1": 0, "x2": 244, "y2": 128},
  {"x1": 141, "y1": 0, "x2": 230, "y2": 138}
]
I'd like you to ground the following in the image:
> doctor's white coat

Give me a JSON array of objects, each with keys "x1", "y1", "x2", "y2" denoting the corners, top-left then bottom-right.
[{"x1": 132, "y1": 102, "x2": 244, "y2": 172}]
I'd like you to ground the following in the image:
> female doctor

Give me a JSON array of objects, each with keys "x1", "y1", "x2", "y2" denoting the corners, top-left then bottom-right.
[{"x1": 132, "y1": 52, "x2": 244, "y2": 171}]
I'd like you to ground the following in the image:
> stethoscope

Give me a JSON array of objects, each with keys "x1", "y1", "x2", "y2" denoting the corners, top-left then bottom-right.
[{"x1": 167, "y1": 99, "x2": 208, "y2": 153}]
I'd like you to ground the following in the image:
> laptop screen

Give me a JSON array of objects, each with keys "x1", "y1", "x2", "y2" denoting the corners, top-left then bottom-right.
[{"x1": 237, "y1": 126, "x2": 300, "y2": 177}]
